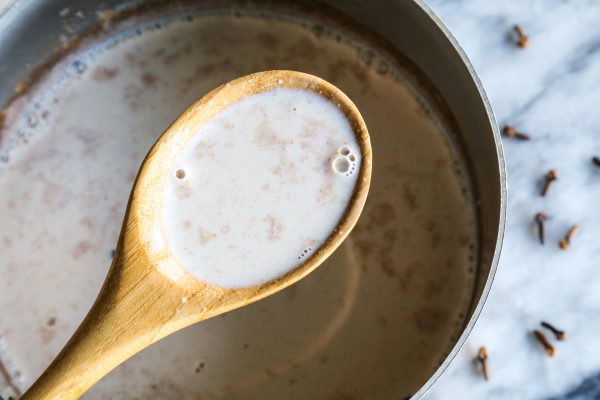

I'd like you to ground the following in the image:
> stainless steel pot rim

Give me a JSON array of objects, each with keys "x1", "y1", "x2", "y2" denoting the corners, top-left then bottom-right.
[
  {"x1": 0, "y1": 1, "x2": 506, "y2": 397},
  {"x1": 411, "y1": 1, "x2": 507, "y2": 398}
]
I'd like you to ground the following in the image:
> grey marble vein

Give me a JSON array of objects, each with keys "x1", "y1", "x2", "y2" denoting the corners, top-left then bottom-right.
[{"x1": 544, "y1": 371, "x2": 600, "y2": 400}]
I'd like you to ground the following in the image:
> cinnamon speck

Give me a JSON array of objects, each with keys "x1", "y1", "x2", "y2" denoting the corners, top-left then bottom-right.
[
  {"x1": 378, "y1": 316, "x2": 389, "y2": 328},
  {"x1": 265, "y1": 368, "x2": 277, "y2": 378},
  {"x1": 141, "y1": 71, "x2": 158, "y2": 87},
  {"x1": 194, "y1": 362, "x2": 205, "y2": 373},
  {"x1": 92, "y1": 66, "x2": 119, "y2": 81},
  {"x1": 175, "y1": 184, "x2": 191, "y2": 199},
  {"x1": 38, "y1": 324, "x2": 57, "y2": 344},
  {"x1": 257, "y1": 32, "x2": 279, "y2": 49},
  {"x1": 198, "y1": 227, "x2": 217, "y2": 244},
  {"x1": 264, "y1": 214, "x2": 285, "y2": 241},
  {"x1": 72, "y1": 240, "x2": 93, "y2": 260}
]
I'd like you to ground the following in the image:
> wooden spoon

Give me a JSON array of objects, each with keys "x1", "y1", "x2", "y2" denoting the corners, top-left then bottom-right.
[{"x1": 21, "y1": 70, "x2": 372, "y2": 400}]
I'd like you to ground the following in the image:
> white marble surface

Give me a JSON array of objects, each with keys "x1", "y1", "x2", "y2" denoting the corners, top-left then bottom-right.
[
  {"x1": 422, "y1": 1, "x2": 600, "y2": 399},
  {"x1": 1, "y1": 1, "x2": 599, "y2": 399}
]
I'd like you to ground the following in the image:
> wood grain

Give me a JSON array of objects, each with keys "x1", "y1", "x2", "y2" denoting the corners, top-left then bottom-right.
[{"x1": 21, "y1": 70, "x2": 372, "y2": 400}]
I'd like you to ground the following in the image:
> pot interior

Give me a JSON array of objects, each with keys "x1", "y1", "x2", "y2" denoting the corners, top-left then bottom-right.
[{"x1": 0, "y1": 1, "x2": 502, "y2": 399}]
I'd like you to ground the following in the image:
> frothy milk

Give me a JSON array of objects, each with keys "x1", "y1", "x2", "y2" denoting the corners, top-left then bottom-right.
[{"x1": 163, "y1": 88, "x2": 361, "y2": 287}]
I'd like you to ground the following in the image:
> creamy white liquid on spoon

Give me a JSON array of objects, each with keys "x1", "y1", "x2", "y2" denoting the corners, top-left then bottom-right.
[{"x1": 164, "y1": 88, "x2": 361, "y2": 288}]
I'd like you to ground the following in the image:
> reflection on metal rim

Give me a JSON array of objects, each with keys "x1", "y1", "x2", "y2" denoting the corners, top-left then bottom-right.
[{"x1": 410, "y1": 0, "x2": 507, "y2": 398}]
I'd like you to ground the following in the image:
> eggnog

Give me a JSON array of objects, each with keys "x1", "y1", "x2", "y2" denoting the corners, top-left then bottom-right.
[
  {"x1": 163, "y1": 87, "x2": 362, "y2": 287},
  {"x1": 0, "y1": 7, "x2": 476, "y2": 399}
]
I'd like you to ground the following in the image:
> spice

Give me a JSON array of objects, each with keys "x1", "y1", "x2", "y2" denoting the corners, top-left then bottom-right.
[
  {"x1": 194, "y1": 361, "x2": 205, "y2": 373},
  {"x1": 534, "y1": 212, "x2": 548, "y2": 245},
  {"x1": 533, "y1": 330, "x2": 556, "y2": 357},
  {"x1": 513, "y1": 25, "x2": 529, "y2": 49},
  {"x1": 513, "y1": 25, "x2": 529, "y2": 48},
  {"x1": 476, "y1": 347, "x2": 490, "y2": 381},
  {"x1": 541, "y1": 169, "x2": 559, "y2": 197},
  {"x1": 503, "y1": 125, "x2": 531, "y2": 141},
  {"x1": 593, "y1": 156, "x2": 600, "y2": 168},
  {"x1": 541, "y1": 321, "x2": 567, "y2": 341},
  {"x1": 559, "y1": 225, "x2": 579, "y2": 250}
]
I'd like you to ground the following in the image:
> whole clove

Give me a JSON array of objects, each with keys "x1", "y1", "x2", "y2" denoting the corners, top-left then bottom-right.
[
  {"x1": 476, "y1": 347, "x2": 490, "y2": 381},
  {"x1": 503, "y1": 125, "x2": 531, "y2": 141},
  {"x1": 559, "y1": 225, "x2": 579, "y2": 250},
  {"x1": 534, "y1": 212, "x2": 548, "y2": 244},
  {"x1": 541, "y1": 169, "x2": 559, "y2": 197},
  {"x1": 533, "y1": 330, "x2": 556, "y2": 357},
  {"x1": 513, "y1": 25, "x2": 529, "y2": 48},
  {"x1": 541, "y1": 321, "x2": 567, "y2": 341}
]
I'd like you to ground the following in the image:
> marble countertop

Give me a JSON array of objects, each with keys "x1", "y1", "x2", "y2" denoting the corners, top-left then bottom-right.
[
  {"x1": 422, "y1": 0, "x2": 600, "y2": 399},
  {"x1": 0, "y1": 1, "x2": 598, "y2": 399}
]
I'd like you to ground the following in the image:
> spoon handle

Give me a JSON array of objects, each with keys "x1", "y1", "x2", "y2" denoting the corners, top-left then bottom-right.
[{"x1": 21, "y1": 253, "x2": 195, "y2": 400}]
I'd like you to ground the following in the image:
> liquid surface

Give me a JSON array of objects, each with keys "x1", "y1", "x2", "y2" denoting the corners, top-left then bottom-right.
[
  {"x1": 0, "y1": 8, "x2": 476, "y2": 399},
  {"x1": 164, "y1": 88, "x2": 361, "y2": 287}
]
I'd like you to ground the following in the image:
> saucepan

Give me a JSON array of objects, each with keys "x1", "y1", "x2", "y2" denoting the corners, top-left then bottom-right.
[{"x1": 0, "y1": 0, "x2": 505, "y2": 398}]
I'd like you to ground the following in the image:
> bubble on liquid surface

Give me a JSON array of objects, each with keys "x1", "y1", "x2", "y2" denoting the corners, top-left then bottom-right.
[
  {"x1": 338, "y1": 146, "x2": 350, "y2": 156},
  {"x1": 175, "y1": 169, "x2": 186, "y2": 179},
  {"x1": 26, "y1": 113, "x2": 39, "y2": 128},
  {"x1": 72, "y1": 60, "x2": 87, "y2": 74},
  {"x1": 332, "y1": 156, "x2": 351, "y2": 175},
  {"x1": 332, "y1": 145, "x2": 358, "y2": 176},
  {"x1": 297, "y1": 247, "x2": 313, "y2": 260}
]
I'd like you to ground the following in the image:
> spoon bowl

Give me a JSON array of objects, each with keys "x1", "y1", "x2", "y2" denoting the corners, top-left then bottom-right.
[{"x1": 21, "y1": 70, "x2": 372, "y2": 400}]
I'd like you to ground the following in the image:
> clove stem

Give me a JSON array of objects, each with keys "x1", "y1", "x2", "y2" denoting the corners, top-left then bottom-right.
[
  {"x1": 477, "y1": 347, "x2": 490, "y2": 381},
  {"x1": 533, "y1": 330, "x2": 556, "y2": 357},
  {"x1": 541, "y1": 321, "x2": 567, "y2": 341}
]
